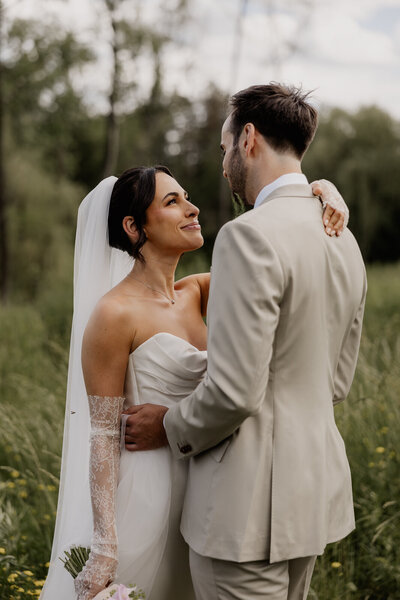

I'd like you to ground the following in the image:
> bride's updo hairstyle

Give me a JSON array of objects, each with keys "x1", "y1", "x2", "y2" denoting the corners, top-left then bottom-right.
[{"x1": 108, "y1": 165, "x2": 173, "y2": 262}]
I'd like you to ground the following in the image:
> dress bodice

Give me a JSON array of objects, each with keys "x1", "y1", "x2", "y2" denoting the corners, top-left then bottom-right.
[
  {"x1": 124, "y1": 332, "x2": 207, "y2": 408},
  {"x1": 115, "y1": 333, "x2": 207, "y2": 600}
]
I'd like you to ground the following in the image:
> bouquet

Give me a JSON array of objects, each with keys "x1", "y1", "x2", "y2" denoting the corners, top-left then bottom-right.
[{"x1": 60, "y1": 546, "x2": 146, "y2": 600}]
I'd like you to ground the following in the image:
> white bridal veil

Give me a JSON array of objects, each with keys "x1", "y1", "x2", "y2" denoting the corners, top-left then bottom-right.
[{"x1": 40, "y1": 177, "x2": 133, "y2": 599}]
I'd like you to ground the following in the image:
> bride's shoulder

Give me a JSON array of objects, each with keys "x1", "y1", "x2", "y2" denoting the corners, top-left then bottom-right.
[
  {"x1": 92, "y1": 292, "x2": 130, "y2": 321},
  {"x1": 85, "y1": 292, "x2": 138, "y2": 345},
  {"x1": 176, "y1": 272, "x2": 210, "y2": 291},
  {"x1": 176, "y1": 273, "x2": 210, "y2": 317}
]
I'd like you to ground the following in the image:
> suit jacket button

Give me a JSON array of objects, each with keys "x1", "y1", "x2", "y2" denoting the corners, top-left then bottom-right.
[{"x1": 180, "y1": 444, "x2": 192, "y2": 454}]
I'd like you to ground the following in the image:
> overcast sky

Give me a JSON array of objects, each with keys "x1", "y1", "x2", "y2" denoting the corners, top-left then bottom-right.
[{"x1": 6, "y1": 0, "x2": 400, "y2": 119}]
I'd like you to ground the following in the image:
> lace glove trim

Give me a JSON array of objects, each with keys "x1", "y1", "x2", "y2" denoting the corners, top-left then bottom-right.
[{"x1": 74, "y1": 395, "x2": 125, "y2": 600}]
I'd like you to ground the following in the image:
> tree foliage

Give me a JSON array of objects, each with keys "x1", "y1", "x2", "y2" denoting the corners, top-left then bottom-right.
[
  {"x1": 304, "y1": 106, "x2": 400, "y2": 262},
  {"x1": 1, "y1": 10, "x2": 400, "y2": 307}
]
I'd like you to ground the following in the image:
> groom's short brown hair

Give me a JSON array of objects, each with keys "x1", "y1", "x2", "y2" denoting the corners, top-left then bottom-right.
[{"x1": 229, "y1": 83, "x2": 318, "y2": 159}]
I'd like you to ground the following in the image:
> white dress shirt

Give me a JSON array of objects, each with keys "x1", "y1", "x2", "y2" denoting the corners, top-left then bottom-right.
[{"x1": 254, "y1": 173, "x2": 308, "y2": 209}]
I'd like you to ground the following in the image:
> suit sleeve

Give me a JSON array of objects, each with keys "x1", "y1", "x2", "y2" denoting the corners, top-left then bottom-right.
[
  {"x1": 164, "y1": 218, "x2": 285, "y2": 459},
  {"x1": 333, "y1": 272, "x2": 367, "y2": 405}
]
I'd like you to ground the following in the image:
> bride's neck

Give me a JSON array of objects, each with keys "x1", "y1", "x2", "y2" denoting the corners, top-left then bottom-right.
[{"x1": 130, "y1": 252, "x2": 180, "y2": 296}]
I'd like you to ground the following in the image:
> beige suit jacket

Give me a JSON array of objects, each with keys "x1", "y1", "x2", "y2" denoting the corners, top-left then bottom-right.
[{"x1": 164, "y1": 184, "x2": 367, "y2": 563}]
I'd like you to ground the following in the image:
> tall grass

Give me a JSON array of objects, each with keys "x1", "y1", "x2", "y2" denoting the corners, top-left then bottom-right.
[
  {"x1": 0, "y1": 263, "x2": 399, "y2": 599},
  {"x1": 310, "y1": 266, "x2": 400, "y2": 599},
  {"x1": 0, "y1": 306, "x2": 66, "y2": 598}
]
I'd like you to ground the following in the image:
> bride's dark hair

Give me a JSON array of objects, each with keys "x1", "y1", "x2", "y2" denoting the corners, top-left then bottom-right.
[{"x1": 108, "y1": 165, "x2": 173, "y2": 262}]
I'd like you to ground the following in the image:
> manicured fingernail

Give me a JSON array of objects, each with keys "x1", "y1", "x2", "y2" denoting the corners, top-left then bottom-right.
[
  {"x1": 324, "y1": 219, "x2": 329, "y2": 225},
  {"x1": 330, "y1": 230, "x2": 335, "y2": 236},
  {"x1": 327, "y1": 228, "x2": 331, "y2": 234}
]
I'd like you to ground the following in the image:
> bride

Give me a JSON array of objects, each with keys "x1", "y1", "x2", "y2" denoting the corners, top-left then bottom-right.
[{"x1": 40, "y1": 165, "x2": 347, "y2": 600}]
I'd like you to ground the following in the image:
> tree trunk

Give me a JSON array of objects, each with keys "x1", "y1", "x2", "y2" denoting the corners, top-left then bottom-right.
[
  {"x1": 0, "y1": 1, "x2": 8, "y2": 303},
  {"x1": 102, "y1": 3, "x2": 120, "y2": 178}
]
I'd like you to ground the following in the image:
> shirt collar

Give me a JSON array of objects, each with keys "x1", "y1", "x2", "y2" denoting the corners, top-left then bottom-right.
[{"x1": 254, "y1": 173, "x2": 309, "y2": 209}]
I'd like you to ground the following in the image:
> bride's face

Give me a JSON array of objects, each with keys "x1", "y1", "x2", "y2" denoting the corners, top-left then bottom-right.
[{"x1": 143, "y1": 172, "x2": 203, "y2": 255}]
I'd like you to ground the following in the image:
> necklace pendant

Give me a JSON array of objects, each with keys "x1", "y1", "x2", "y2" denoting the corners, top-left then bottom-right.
[{"x1": 171, "y1": 299, "x2": 175, "y2": 304}]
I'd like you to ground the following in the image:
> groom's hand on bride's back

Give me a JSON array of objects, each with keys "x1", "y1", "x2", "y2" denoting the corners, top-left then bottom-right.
[{"x1": 123, "y1": 404, "x2": 169, "y2": 451}]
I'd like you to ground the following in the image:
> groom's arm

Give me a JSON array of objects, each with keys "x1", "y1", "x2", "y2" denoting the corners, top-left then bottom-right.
[
  {"x1": 333, "y1": 272, "x2": 367, "y2": 405},
  {"x1": 164, "y1": 217, "x2": 284, "y2": 459}
]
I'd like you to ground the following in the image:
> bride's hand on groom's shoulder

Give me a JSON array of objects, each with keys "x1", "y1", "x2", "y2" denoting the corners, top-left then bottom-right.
[
  {"x1": 123, "y1": 404, "x2": 169, "y2": 451},
  {"x1": 74, "y1": 552, "x2": 117, "y2": 600},
  {"x1": 312, "y1": 179, "x2": 349, "y2": 237}
]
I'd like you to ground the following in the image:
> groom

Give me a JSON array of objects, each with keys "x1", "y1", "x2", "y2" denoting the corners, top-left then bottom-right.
[{"x1": 125, "y1": 83, "x2": 367, "y2": 599}]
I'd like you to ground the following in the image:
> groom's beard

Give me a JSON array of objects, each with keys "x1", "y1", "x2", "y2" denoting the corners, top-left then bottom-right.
[{"x1": 228, "y1": 146, "x2": 251, "y2": 209}]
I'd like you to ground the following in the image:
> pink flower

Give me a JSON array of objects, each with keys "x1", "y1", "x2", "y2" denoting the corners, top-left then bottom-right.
[
  {"x1": 93, "y1": 586, "x2": 117, "y2": 600},
  {"x1": 113, "y1": 584, "x2": 131, "y2": 600},
  {"x1": 93, "y1": 583, "x2": 139, "y2": 600}
]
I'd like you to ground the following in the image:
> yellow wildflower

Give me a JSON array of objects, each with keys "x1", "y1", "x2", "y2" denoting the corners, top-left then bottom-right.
[
  {"x1": 7, "y1": 573, "x2": 18, "y2": 582},
  {"x1": 331, "y1": 561, "x2": 342, "y2": 568},
  {"x1": 23, "y1": 571, "x2": 33, "y2": 576},
  {"x1": 11, "y1": 470, "x2": 20, "y2": 478},
  {"x1": 380, "y1": 426, "x2": 388, "y2": 434},
  {"x1": 38, "y1": 484, "x2": 45, "y2": 491},
  {"x1": 17, "y1": 588, "x2": 24, "y2": 593},
  {"x1": 45, "y1": 562, "x2": 50, "y2": 568},
  {"x1": 0, "y1": 547, "x2": 6, "y2": 554},
  {"x1": 7, "y1": 481, "x2": 16, "y2": 489},
  {"x1": 19, "y1": 490, "x2": 28, "y2": 499},
  {"x1": 46, "y1": 484, "x2": 57, "y2": 492},
  {"x1": 368, "y1": 461, "x2": 375, "y2": 467},
  {"x1": 34, "y1": 579, "x2": 45, "y2": 586},
  {"x1": 17, "y1": 479, "x2": 27, "y2": 486},
  {"x1": 44, "y1": 514, "x2": 51, "y2": 520},
  {"x1": 375, "y1": 446, "x2": 385, "y2": 454}
]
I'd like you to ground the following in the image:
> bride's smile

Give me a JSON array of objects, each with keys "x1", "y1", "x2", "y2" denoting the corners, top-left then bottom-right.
[{"x1": 142, "y1": 172, "x2": 204, "y2": 257}]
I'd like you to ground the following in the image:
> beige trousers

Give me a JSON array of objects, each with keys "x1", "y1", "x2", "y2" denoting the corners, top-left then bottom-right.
[{"x1": 189, "y1": 548, "x2": 317, "y2": 600}]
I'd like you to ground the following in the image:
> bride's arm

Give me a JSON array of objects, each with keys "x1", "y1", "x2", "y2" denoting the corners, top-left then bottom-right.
[
  {"x1": 196, "y1": 273, "x2": 210, "y2": 316},
  {"x1": 176, "y1": 273, "x2": 210, "y2": 317},
  {"x1": 75, "y1": 298, "x2": 131, "y2": 600}
]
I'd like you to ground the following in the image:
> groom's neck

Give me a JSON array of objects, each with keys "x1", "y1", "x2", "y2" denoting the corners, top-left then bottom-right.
[{"x1": 248, "y1": 152, "x2": 302, "y2": 205}]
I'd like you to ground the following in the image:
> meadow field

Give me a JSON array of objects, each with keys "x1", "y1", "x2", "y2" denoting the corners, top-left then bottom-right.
[{"x1": 0, "y1": 262, "x2": 399, "y2": 600}]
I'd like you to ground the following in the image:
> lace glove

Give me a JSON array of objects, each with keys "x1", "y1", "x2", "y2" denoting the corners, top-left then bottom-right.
[
  {"x1": 75, "y1": 395, "x2": 125, "y2": 600},
  {"x1": 311, "y1": 179, "x2": 349, "y2": 234}
]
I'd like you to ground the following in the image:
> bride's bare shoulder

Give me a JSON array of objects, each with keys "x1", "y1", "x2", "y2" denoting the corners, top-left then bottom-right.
[
  {"x1": 83, "y1": 289, "x2": 140, "y2": 354},
  {"x1": 176, "y1": 273, "x2": 210, "y2": 316}
]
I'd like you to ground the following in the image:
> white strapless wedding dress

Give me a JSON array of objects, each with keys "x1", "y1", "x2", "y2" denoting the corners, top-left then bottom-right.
[
  {"x1": 41, "y1": 332, "x2": 206, "y2": 600},
  {"x1": 114, "y1": 332, "x2": 207, "y2": 600}
]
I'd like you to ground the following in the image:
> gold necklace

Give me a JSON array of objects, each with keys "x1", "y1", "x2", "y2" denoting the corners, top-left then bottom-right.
[{"x1": 129, "y1": 275, "x2": 176, "y2": 304}]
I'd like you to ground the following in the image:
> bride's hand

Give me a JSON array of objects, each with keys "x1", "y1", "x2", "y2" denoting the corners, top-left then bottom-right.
[
  {"x1": 74, "y1": 552, "x2": 117, "y2": 600},
  {"x1": 311, "y1": 179, "x2": 349, "y2": 237}
]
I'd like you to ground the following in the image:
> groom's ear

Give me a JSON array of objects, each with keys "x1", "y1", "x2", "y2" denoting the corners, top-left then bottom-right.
[
  {"x1": 243, "y1": 123, "x2": 256, "y2": 157},
  {"x1": 122, "y1": 216, "x2": 140, "y2": 244}
]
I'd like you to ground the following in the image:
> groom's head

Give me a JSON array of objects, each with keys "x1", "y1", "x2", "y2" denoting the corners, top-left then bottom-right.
[{"x1": 221, "y1": 83, "x2": 318, "y2": 205}]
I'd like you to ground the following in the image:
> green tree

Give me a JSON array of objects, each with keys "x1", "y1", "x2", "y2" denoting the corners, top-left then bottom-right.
[
  {"x1": 304, "y1": 106, "x2": 400, "y2": 262},
  {"x1": 0, "y1": 15, "x2": 93, "y2": 302},
  {"x1": 100, "y1": 0, "x2": 191, "y2": 177}
]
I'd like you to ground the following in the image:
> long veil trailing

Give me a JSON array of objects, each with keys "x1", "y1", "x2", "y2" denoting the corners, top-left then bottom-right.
[{"x1": 40, "y1": 177, "x2": 133, "y2": 599}]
